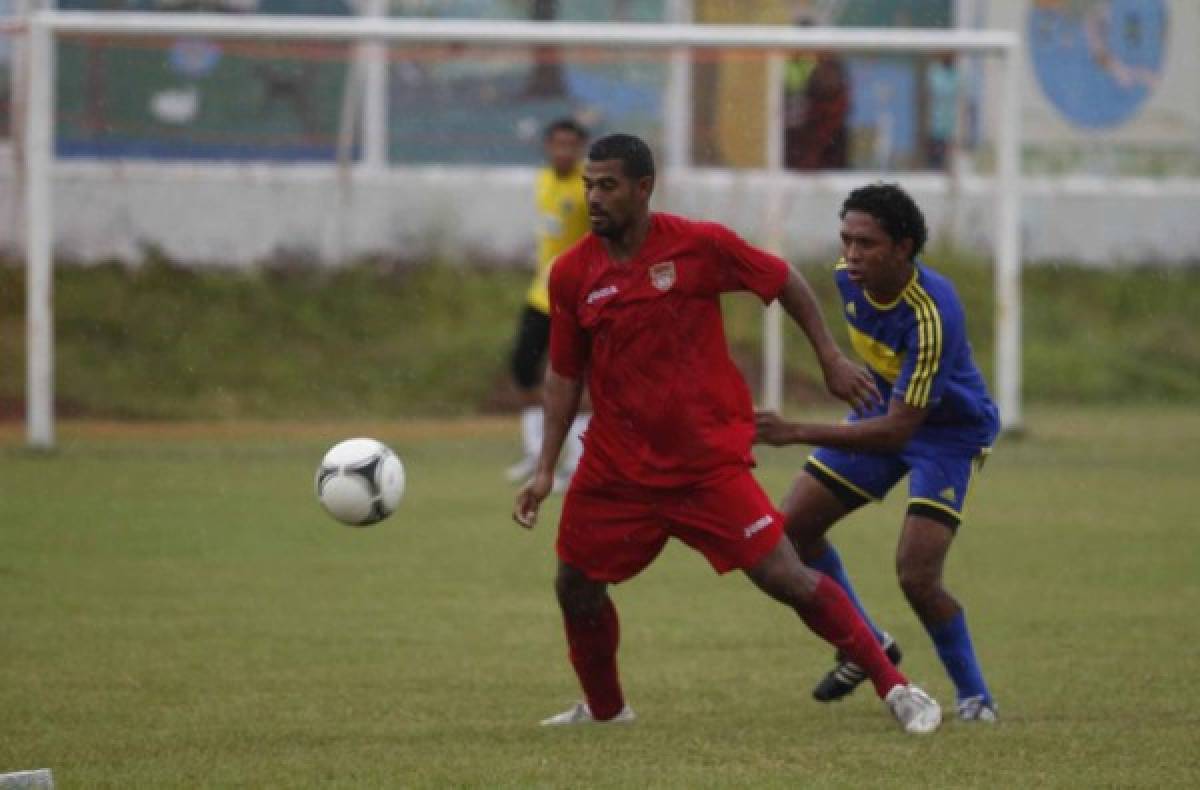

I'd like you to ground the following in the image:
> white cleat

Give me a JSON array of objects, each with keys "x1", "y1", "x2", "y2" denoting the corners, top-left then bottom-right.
[
  {"x1": 886, "y1": 684, "x2": 942, "y2": 735},
  {"x1": 957, "y1": 695, "x2": 998, "y2": 722},
  {"x1": 539, "y1": 701, "x2": 636, "y2": 727}
]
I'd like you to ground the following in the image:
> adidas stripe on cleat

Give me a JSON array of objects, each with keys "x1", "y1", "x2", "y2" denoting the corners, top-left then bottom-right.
[{"x1": 812, "y1": 635, "x2": 902, "y2": 703}]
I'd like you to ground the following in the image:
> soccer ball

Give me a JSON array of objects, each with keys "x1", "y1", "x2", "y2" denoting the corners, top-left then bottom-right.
[{"x1": 315, "y1": 438, "x2": 405, "y2": 527}]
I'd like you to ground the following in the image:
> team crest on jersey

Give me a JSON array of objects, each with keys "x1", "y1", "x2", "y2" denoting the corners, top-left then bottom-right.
[
  {"x1": 649, "y1": 261, "x2": 676, "y2": 291},
  {"x1": 846, "y1": 302, "x2": 857, "y2": 317}
]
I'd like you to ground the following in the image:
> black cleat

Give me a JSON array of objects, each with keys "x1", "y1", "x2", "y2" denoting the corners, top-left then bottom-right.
[{"x1": 812, "y1": 636, "x2": 903, "y2": 703}]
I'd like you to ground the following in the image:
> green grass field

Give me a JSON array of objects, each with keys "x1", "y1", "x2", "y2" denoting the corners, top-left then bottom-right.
[{"x1": 2, "y1": 408, "x2": 1198, "y2": 788}]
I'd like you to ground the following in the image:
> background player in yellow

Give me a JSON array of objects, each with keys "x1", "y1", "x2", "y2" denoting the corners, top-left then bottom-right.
[{"x1": 507, "y1": 119, "x2": 591, "y2": 490}]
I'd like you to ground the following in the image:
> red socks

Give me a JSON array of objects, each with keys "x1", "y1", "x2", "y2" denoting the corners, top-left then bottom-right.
[
  {"x1": 563, "y1": 597, "x2": 625, "y2": 720},
  {"x1": 562, "y1": 578, "x2": 902, "y2": 715},
  {"x1": 799, "y1": 575, "x2": 907, "y2": 698}
]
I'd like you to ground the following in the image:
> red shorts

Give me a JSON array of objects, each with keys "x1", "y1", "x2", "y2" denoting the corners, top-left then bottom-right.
[{"x1": 556, "y1": 469, "x2": 784, "y2": 584}]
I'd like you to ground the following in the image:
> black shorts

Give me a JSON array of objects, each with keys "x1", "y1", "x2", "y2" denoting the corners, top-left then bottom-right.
[{"x1": 510, "y1": 306, "x2": 550, "y2": 390}]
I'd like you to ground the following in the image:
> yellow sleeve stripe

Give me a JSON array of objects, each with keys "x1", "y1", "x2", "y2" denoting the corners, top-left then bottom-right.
[
  {"x1": 907, "y1": 288, "x2": 936, "y2": 403},
  {"x1": 907, "y1": 287, "x2": 940, "y2": 406},
  {"x1": 901, "y1": 284, "x2": 942, "y2": 407}
]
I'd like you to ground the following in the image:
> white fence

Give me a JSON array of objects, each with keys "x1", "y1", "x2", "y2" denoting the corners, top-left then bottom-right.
[{"x1": 2, "y1": 161, "x2": 1197, "y2": 267}]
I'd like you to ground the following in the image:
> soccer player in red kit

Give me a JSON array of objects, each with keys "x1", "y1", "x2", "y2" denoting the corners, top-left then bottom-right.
[{"x1": 512, "y1": 133, "x2": 941, "y2": 734}]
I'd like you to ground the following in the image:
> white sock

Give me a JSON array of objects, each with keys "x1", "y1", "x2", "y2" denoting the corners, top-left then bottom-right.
[
  {"x1": 561, "y1": 414, "x2": 590, "y2": 475},
  {"x1": 521, "y1": 406, "x2": 544, "y2": 459}
]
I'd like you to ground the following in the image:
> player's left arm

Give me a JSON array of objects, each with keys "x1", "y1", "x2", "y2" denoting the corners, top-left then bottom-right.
[
  {"x1": 755, "y1": 397, "x2": 928, "y2": 454},
  {"x1": 704, "y1": 223, "x2": 879, "y2": 412},
  {"x1": 775, "y1": 268, "x2": 880, "y2": 413}
]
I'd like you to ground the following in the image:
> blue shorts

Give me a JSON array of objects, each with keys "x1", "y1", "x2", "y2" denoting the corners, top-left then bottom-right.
[{"x1": 806, "y1": 439, "x2": 990, "y2": 530}]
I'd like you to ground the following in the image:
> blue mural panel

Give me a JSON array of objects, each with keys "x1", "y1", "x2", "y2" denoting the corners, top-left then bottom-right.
[{"x1": 1029, "y1": 0, "x2": 1167, "y2": 129}]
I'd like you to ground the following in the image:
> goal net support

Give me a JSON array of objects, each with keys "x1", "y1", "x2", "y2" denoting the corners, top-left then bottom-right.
[{"x1": 21, "y1": 11, "x2": 1022, "y2": 447}]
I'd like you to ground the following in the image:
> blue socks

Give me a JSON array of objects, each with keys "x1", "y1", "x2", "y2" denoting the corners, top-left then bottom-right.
[
  {"x1": 810, "y1": 545, "x2": 993, "y2": 704},
  {"x1": 927, "y1": 609, "x2": 991, "y2": 704},
  {"x1": 807, "y1": 545, "x2": 886, "y2": 645}
]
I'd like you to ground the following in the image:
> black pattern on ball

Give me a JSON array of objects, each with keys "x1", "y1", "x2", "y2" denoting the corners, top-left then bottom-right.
[{"x1": 346, "y1": 456, "x2": 382, "y2": 497}]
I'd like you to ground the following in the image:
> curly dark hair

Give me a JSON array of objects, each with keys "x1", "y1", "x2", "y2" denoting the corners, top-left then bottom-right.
[
  {"x1": 840, "y1": 182, "x2": 928, "y2": 259},
  {"x1": 588, "y1": 133, "x2": 656, "y2": 180}
]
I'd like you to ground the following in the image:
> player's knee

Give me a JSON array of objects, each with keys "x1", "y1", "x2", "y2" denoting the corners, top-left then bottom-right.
[
  {"x1": 554, "y1": 566, "x2": 605, "y2": 617},
  {"x1": 897, "y1": 566, "x2": 940, "y2": 607},
  {"x1": 783, "y1": 512, "x2": 821, "y2": 548},
  {"x1": 791, "y1": 534, "x2": 830, "y2": 564},
  {"x1": 747, "y1": 553, "x2": 820, "y2": 609},
  {"x1": 781, "y1": 478, "x2": 846, "y2": 549}
]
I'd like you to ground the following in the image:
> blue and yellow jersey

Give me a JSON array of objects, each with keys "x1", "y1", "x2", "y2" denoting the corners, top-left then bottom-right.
[
  {"x1": 835, "y1": 259, "x2": 999, "y2": 449},
  {"x1": 527, "y1": 164, "x2": 589, "y2": 314}
]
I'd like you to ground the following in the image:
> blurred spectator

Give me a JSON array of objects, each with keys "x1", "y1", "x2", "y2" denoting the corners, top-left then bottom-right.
[
  {"x1": 783, "y1": 16, "x2": 850, "y2": 171},
  {"x1": 924, "y1": 53, "x2": 958, "y2": 170},
  {"x1": 524, "y1": 0, "x2": 567, "y2": 98}
]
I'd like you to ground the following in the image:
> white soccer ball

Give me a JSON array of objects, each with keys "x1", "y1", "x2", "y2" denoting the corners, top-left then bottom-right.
[{"x1": 315, "y1": 438, "x2": 405, "y2": 527}]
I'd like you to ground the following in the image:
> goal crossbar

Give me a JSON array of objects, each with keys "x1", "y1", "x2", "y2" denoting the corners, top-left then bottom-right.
[
  {"x1": 23, "y1": 11, "x2": 1022, "y2": 447},
  {"x1": 36, "y1": 12, "x2": 1017, "y2": 50}
]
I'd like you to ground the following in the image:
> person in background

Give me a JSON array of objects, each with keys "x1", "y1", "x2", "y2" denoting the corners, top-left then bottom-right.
[
  {"x1": 925, "y1": 53, "x2": 958, "y2": 170},
  {"x1": 784, "y1": 14, "x2": 851, "y2": 171},
  {"x1": 506, "y1": 118, "x2": 591, "y2": 492}
]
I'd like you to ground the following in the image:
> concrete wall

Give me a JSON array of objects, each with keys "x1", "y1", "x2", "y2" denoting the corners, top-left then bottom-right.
[{"x1": 2, "y1": 161, "x2": 1198, "y2": 266}]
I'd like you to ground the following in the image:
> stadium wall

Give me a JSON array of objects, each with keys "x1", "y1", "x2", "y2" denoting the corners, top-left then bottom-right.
[{"x1": 0, "y1": 161, "x2": 1197, "y2": 267}]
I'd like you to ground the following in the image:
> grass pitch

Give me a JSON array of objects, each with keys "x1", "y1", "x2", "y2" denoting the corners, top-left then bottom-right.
[{"x1": 1, "y1": 408, "x2": 1198, "y2": 788}]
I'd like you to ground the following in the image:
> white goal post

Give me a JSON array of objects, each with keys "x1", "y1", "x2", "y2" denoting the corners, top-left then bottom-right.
[{"x1": 22, "y1": 11, "x2": 1022, "y2": 448}]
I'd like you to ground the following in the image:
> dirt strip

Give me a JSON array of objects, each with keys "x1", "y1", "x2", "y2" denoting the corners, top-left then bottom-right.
[{"x1": 0, "y1": 417, "x2": 515, "y2": 444}]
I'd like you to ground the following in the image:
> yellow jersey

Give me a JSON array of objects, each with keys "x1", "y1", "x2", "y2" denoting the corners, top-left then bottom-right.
[{"x1": 527, "y1": 164, "x2": 589, "y2": 314}]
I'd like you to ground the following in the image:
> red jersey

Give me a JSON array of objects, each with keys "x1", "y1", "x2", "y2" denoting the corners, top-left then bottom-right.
[{"x1": 548, "y1": 212, "x2": 790, "y2": 488}]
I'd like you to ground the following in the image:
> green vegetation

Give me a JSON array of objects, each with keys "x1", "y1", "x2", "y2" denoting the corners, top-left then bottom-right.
[
  {"x1": 1, "y1": 408, "x2": 1198, "y2": 787},
  {"x1": 0, "y1": 257, "x2": 526, "y2": 419},
  {"x1": 1, "y1": 254, "x2": 1197, "y2": 419}
]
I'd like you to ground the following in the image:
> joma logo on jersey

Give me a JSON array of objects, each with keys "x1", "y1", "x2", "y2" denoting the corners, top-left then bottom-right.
[
  {"x1": 743, "y1": 514, "x2": 774, "y2": 539},
  {"x1": 649, "y1": 261, "x2": 676, "y2": 291},
  {"x1": 586, "y1": 285, "x2": 619, "y2": 305}
]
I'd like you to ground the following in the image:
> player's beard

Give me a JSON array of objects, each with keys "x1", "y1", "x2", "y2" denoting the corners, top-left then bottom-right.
[{"x1": 590, "y1": 212, "x2": 622, "y2": 239}]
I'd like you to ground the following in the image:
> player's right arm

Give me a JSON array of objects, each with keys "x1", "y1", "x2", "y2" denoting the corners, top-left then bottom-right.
[
  {"x1": 755, "y1": 396, "x2": 928, "y2": 454},
  {"x1": 756, "y1": 285, "x2": 954, "y2": 453},
  {"x1": 513, "y1": 369, "x2": 584, "y2": 529},
  {"x1": 512, "y1": 250, "x2": 589, "y2": 529}
]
